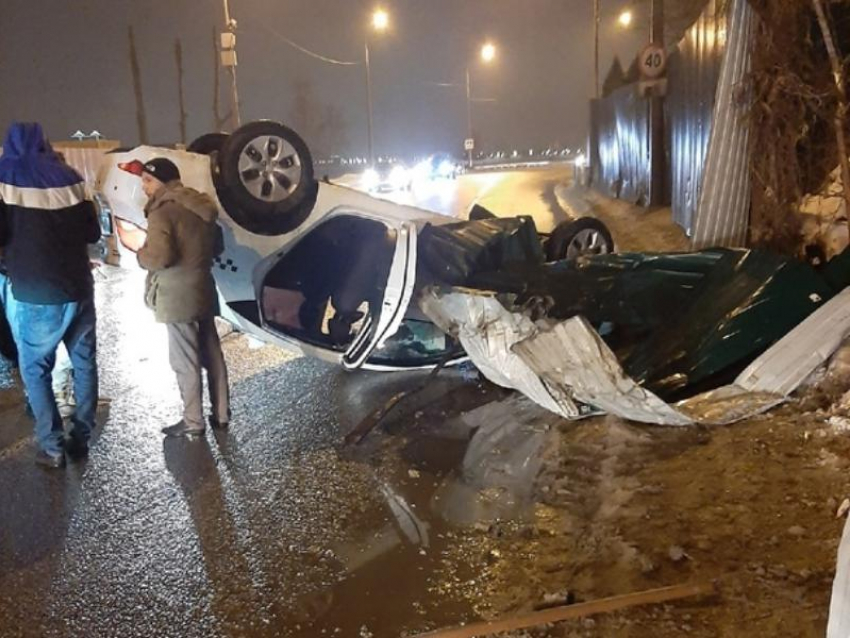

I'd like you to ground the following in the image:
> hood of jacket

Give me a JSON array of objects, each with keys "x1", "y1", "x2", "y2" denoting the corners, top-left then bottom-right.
[
  {"x1": 0, "y1": 122, "x2": 83, "y2": 190},
  {"x1": 146, "y1": 181, "x2": 219, "y2": 224}
]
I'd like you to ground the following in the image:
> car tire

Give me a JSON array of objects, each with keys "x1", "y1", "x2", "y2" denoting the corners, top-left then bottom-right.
[
  {"x1": 546, "y1": 217, "x2": 614, "y2": 261},
  {"x1": 218, "y1": 121, "x2": 317, "y2": 236},
  {"x1": 187, "y1": 132, "x2": 229, "y2": 156}
]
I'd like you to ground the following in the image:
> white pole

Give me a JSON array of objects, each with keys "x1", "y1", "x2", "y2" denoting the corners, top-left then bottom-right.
[
  {"x1": 222, "y1": 0, "x2": 241, "y2": 130},
  {"x1": 365, "y1": 41, "x2": 375, "y2": 166},
  {"x1": 466, "y1": 67, "x2": 473, "y2": 168}
]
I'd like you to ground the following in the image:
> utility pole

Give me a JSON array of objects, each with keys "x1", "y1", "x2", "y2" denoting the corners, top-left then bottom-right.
[
  {"x1": 648, "y1": 0, "x2": 665, "y2": 206},
  {"x1": 221, "y1": 0, "x2": 242, "y2": 131},
  {"x1": 466, "y1": 68, "x2": 474, "y2": 168},
  {"x1": 365, "y1": 41, "x2": 375, "y2": 166},
  {"x1": 594, "y1": 0, "x2": 600, "y2": 99}
]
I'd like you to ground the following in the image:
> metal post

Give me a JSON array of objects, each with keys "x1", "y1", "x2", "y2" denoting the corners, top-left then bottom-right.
[
  {"x1": 466, "y1": 68, "x2": 474, "y2": 168},
  {"x1": 365, "y1": 41, "x2": 375, "y2": 166},
  {"x1": 222, "y1": 0, "x2": 241, "y2": 130},
  {"x1": 648, "y1": 0, "x2": 665, "y2": 205},
  {"x1": 594, "y1": 0, "x2": 600, "y2": 99}
]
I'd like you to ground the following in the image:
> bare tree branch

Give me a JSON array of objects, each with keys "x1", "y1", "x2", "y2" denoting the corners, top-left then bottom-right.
[{"x1": 811, "y1": 0, "x2": 850, "y2": 221}]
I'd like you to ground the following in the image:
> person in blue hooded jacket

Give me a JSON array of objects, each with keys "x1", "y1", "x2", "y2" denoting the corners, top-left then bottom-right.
[{"x1": 0, "y1": 122, "x2": 101, "y2": 468}]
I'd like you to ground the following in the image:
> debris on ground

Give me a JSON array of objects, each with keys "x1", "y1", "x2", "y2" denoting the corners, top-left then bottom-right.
[{"x1": 418, "y1": 249, "x2": 850, "y2": 426}]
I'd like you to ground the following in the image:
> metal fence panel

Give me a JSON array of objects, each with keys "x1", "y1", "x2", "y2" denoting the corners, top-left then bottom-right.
[
  {"x1": 665, "y1": 0, "x2": 724, "y2": 236},
  {"x1": 692, "y1": 0, "x2": 755, "y2": 248},
  {"x1": 591, "y1": 86, "x2": 651, "y2": 205}
]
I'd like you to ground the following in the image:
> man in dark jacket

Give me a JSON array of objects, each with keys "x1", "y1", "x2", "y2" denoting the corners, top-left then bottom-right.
[
  {"x1": 137, "y1": 158, "x2": 231, "y2": 438},
  {"x1": 0, "y1": 122, "x2": 101, "y2": 467}
]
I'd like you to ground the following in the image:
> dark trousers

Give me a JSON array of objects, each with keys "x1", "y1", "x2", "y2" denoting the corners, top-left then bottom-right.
[{"x1": 166, "y1": 318, "x2": 230, "y2": 430}]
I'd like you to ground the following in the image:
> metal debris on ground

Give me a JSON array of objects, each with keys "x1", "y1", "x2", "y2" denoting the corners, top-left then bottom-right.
[
  {"x1": 413, "y1": 581, "x2": 718, "y2": 638},
  {"x1": 420, "y1": 273, "x2": 850, "y2": 426}
]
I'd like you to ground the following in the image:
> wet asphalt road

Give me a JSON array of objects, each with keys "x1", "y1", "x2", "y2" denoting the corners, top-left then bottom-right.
[
  {"x1": 0, "y1": 168, "x2": 564, "y2": 637},
  {"x1": 337, "y1": 163, "x2": 574, "y2": 232},
  {"x1": 0, "y1": 268, "x2": 489, "y2": 637}
]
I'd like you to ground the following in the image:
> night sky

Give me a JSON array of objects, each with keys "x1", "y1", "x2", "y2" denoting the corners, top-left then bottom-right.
[{"x1": 0, "y1": 0, "x2": 655, "y2": 158}]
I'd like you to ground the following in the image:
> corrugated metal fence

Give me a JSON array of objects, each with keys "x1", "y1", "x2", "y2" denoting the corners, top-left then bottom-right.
[
  {"x1": 590, "y1": 86, "x2": 651, "y2": 206},
  {"x1": 590, "y1": 0, "x2": 755, "y2": 247},
  {"x1": 665, "y1": 1, "x2": 724, "y2": 236}
]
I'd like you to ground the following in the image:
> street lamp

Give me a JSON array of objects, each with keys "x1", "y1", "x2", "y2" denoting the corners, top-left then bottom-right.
[
  {"x1": 593, "y1": 4, "x2": 636, "y2": 98},
  {"x1": 365, "y1": 8, "x2": 389, "y2": 166},
  {"x1": 372, "y1": 8, "x2": 389, "y2": 31},
  {"x1": 466, "y1": 41, "x2": 497, "y2": 168},
  {"x1": 481, "y1": 42, "x2": 496, "y2": 64}
]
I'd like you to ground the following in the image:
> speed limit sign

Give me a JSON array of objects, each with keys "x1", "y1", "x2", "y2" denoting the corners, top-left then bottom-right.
[{"x1": 639, "y1": 43, "x2": 667, "y2": 80}]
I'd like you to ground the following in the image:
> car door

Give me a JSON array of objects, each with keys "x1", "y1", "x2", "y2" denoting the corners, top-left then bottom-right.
[{"x1": 343, "y1": 221, "x2": 417, "y2": 369}]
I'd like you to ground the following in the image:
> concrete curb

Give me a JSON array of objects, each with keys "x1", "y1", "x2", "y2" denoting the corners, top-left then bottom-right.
[{"x1": 554, "y1": 183, "x2": 595, "y2": 220}]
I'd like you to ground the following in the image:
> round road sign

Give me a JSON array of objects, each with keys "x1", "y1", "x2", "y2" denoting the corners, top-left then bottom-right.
[{"x1": 639, "y1": 43, "x2": 667, "y2": 80}]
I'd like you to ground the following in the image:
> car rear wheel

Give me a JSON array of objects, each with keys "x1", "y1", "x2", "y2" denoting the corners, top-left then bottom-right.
[
  {"x1": 546, "y1": 217, "x2": 614, "y2": 261},
  {"x1": 218, "y1": 121, "x2": 317, "y2": 236},
  {"x1": 187, "y1": 132, "x2": 229, "y2": 156}
]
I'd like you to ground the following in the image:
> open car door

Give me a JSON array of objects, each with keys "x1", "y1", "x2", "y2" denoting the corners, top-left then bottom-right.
[{"x1": 343, "y1": 221, "x2": 418, "y2": 369}]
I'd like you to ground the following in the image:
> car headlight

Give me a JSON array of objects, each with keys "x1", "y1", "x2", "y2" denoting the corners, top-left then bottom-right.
[
  {"x1": 389, "y1": 166, "x2": 409, "y2": 188},
  {"x1": 413, "y1": 160, "x2": 431, "y2": 181},
  {"x1": 362, "y1": 168, "x2": 379, "y2": 190}
]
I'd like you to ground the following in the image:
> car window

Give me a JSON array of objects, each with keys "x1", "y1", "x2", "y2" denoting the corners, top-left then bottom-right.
[
  {"x1": 366, "y1": 317, "x2": 459, "y2": 367},
  {"x1": 259, "y1": 215, "x2": 397, "y2": 351}
]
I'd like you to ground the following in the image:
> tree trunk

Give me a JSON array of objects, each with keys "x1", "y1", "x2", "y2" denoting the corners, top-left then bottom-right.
[
  {"x1": 175, "y1": 39, "x2": 188, "y2": 144},
  {"x1": 811, "y1": 0, "x2": 850, "y2": 221},
  {"x1": 127, "y1": 26, "x2": 148, "y2": 144}
]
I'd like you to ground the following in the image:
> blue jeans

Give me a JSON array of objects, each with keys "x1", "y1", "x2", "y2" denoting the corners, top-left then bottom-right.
[{"x1": 17, "y1": 297, "x2": 98, "y2": 456}]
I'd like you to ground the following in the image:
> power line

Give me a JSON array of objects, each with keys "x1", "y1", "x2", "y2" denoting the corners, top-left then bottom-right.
[{"x1": 245, "y1": 15, "x2": 361, "y2": 66}]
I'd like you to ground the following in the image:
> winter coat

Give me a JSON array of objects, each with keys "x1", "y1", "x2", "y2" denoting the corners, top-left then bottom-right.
[
  {"x1": 0, "y1": 122, "x2": 101, "y2": 304},
  {"x1": 137, "y1": 181, "x2": 221, "y2": 324}
]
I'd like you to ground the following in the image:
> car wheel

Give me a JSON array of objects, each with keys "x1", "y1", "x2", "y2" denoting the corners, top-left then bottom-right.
[
  {"x1": 187, "y1": 132, "x2": 229, "y2": 155},
  {"x1": 218, "y1": 121, "x2": 317, "y2": 236},
  {"x1": 546, "y1": 217, "x2": 614, "y2": 261}
]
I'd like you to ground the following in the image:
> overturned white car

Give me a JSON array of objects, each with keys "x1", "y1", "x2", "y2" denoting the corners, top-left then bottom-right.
[{"x1": 94, "y1": 120, "x2": 612, "y2": 371}]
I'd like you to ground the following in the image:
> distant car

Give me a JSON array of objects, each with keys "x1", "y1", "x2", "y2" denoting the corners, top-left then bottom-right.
[
  {"x1": 361, "y1": 162, "x2": 412, "y2": 193},
  {"x1": 413, "y1": 154, "x2": 462, "y2": 183},
  {"x1": 91, "y1": 120, "x2": 614, "y2": 371}
]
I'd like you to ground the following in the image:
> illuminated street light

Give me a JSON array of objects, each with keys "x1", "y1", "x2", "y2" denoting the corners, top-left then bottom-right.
[
  {"x1": 467, "y1": 41, "x2": 499, "y2": 169},
  {"x1": 618, "y1": 9, "x2": 633, "y2": 27},
  {"x1": 481, "y1": 42, "x2": 497, "y2": 63},
  {"x1": 372, "y1": 8, "x2": 389, "y2": 31},
  {"x1": 366, "y1": 8, "x2": 390, "y2": 165}
]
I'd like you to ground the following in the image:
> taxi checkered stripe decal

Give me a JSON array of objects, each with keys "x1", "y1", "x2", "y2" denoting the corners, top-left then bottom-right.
[{"x1": 214, "y1": 256, "x2": 238, "y2": 273}]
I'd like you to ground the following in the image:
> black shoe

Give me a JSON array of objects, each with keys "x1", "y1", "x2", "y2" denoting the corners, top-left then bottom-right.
[
  {"x1": 65, "y1": 435, "x2": 89, "y2": 460},
  {"x1": 35, "y1": 449, "x2": 66, "y2": 469},
  {"x1": 161, "y1": 420, "x2": 205, "y2": 438},
  {"x1": 209, "y1": 417, "x2": 229, "y2": 430}
]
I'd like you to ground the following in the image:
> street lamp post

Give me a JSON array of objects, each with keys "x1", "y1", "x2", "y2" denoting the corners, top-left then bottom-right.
[
  {"x1": 365, "y1": 41, "x2": 375, "y2": 166},
  {"x1": 365, "y1": 8, "x2": 389, "y2": 166},
  {"x1": 221, "y1": 0, "x2": 241, "y2": 130},
  {"x1": 465, "y1": 42, "x2": 496, "y2": 169},
  {"x1": 594, "y1": 0, "x2": 600, "y2": 99},
  {"x1": 465, "y1": 67, "x2": 473, "y2": 168}
]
